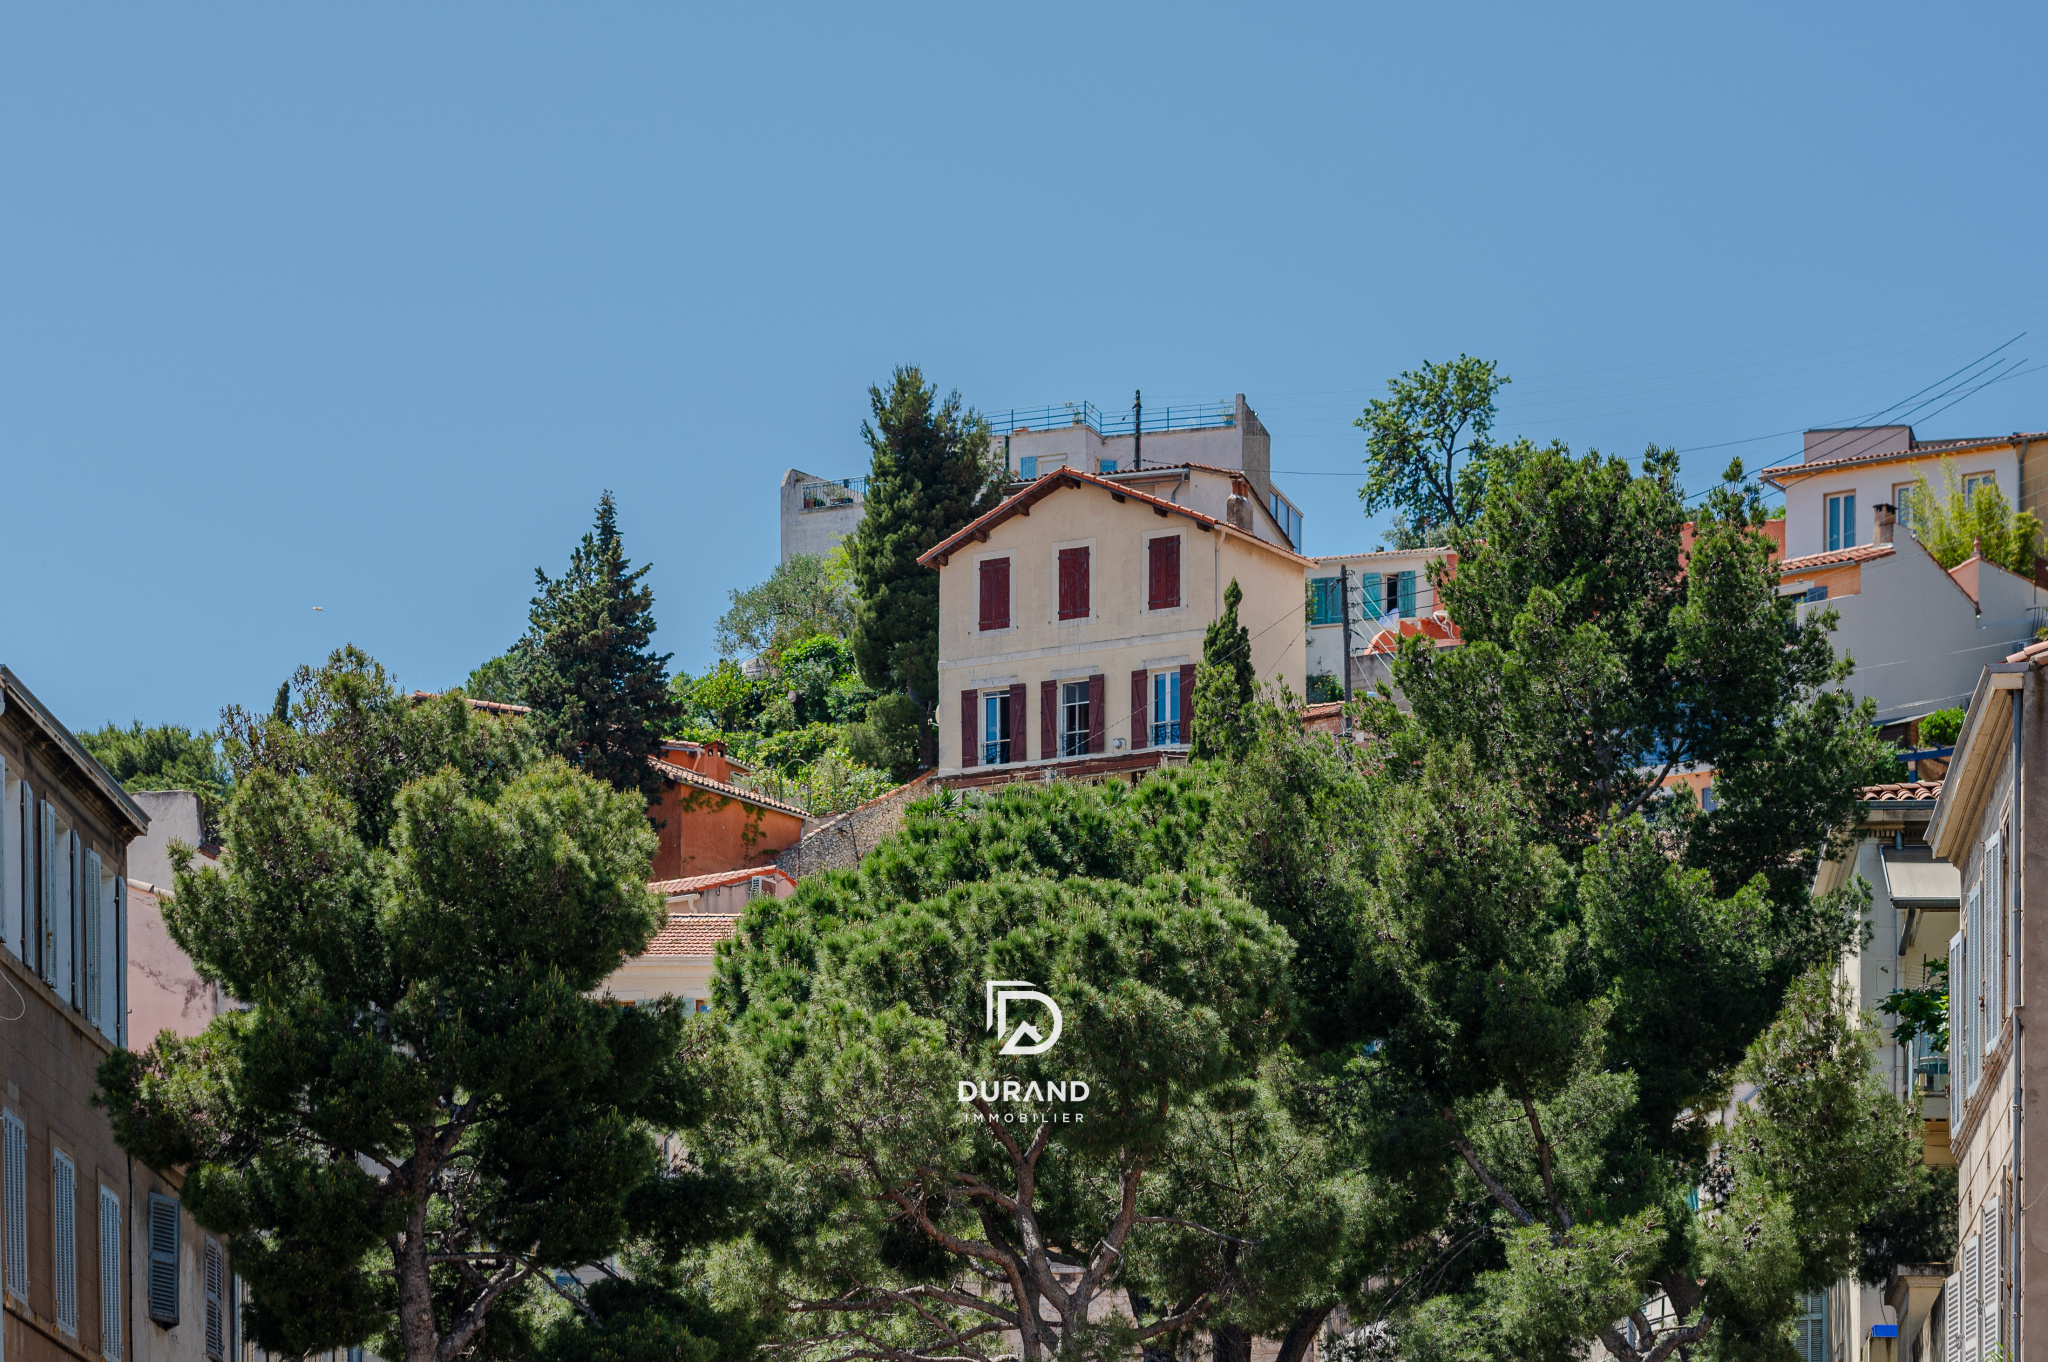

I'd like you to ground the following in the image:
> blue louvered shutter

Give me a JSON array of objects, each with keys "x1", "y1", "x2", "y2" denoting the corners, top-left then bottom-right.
[
  {"x1": 147, "y1": 1195, "x2": 178, "y2": 1326},
  {"x1": 1398, "y1": 570, "x2": 1417, "y2": 617}
]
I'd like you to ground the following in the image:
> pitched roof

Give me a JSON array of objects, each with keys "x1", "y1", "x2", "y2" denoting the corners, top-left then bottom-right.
[
  {"x1": 650, "y1": 758, "x2": 808, "y2": 818},
  {"x1": 2006, "y1": 638, "x2": 2048, "y2": 665},
  {"x1": 409, "y1": 690, "x2": 534, "y2": 715},
  {"x1": 917, "y1": 468, "x2": 1314, "y2": 569},
  {"x1": 648, "y1": 866, "x2": 795, "y2": 896},
  {"x1": 1776, "y1": 542, "x2": 1896, "y2": 572},
  {"x1": 639, "y1": 913, "x2": 744, "y2": 957},
  {"x1": 1861, "y1": 780, "x2": 1945, "y2": 802},
  {"x1": 1310, "y1": 548, "x2": 1455, "y2": 566},
  {"x1": 1760, "y1": 431, "x2": 2048, "y2": 484}
]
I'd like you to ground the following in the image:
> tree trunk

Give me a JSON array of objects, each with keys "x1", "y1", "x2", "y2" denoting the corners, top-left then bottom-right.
[
  {"x1": 1212, "y1": 1323, "x2": 1252, "y2": 1362},
  {"x1": 1274, "y1": 1305, "x2": 1334, "y2": 1362}
]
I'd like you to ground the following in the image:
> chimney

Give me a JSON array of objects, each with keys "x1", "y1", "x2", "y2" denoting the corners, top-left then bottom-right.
[
  {"x1": 1225, "y1": 494, "x2": 1253, "y2": 531},
  {"x1": 1872, "y1": 503, "x2": 1896, "y2": 544}
]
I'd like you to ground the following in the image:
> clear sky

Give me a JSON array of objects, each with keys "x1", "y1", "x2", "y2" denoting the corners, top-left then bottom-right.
[{"x1": 5, "y1": 4, "x2": 2046, "y2": 733}]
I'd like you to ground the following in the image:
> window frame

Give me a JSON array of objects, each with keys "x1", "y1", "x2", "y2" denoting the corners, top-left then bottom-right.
[
  {"x1": 981, "y1": 690, "x2": 1014, "y2": 765},
  {"x1": 1307, "y1": 576, "x2": 1342, "y2": 626},
  {"x1": 1150, "y1": 671, "x2": 1183, "y2": 747},
  {"x1": 1825, "y1": 492, "x2": 1857, "y2": 552},
  {"x1": 1059, "y1": 680, "x2": 1092, "y2": 758},
  {"x1": 1963, "y1": 470, "x2": 1998, "y2": 507},
  {"x1": 1892, "y1": 481, "x2": 1918, "y2": 533}
]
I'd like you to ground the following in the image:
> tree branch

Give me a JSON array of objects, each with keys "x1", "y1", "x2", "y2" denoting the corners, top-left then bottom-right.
[
  {"x1": 1449, "y1": 1132, "x2": 1536, "y2": 1229},
  {"x1": 1518, "y1": 1097, "x2": 1572, "y2": 1230}
]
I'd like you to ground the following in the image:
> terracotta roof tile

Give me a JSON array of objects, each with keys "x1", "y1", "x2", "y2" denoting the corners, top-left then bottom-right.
[
  {"x1": 410, "y1": 690, "x2": 533, "y2": 715},
  {"x1": 1776, "y1": 542, "x2": 1896, "y2": 572},
  {"x1": 1861, "y1": 780, "x2": 1945, "y2": 802},
  {"x1": 648, "y1": 867, "x2": 794, "y2": 896},
  {"x1": 2005, "y1": 638, "x2": 2048, "y2": 665},
  {"x1": 649, "y1": 757, "x2": 808, "y2": 817},
  {"x1": 917, "y1": 469, "x2": 1313, "y2": 568},
  {"x1": 641, "y1": 913, "x2": 743, "y2": 957},
  {"x1": 1760, "y1": 432, "x2": 2048, "y2": 482}
]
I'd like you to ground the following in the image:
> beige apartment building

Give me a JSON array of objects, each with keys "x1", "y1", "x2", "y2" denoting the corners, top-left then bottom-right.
[
  {"x1": 919, "y1": 467, "x2": 1308, "y2": 784},
  {"x1": 1925, "y1": 638, "x2": 2047, "y2": 1362}
]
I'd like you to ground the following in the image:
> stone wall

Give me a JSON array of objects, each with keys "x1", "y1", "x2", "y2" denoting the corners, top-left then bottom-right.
[{"x1": 775, "y1": 773, "x2": 935, "y2": 879}]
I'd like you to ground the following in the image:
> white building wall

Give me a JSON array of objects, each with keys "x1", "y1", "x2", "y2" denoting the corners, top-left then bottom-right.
[
  {"x1": 780, "y1": 467, "x2": 865, "y2": 563},
  {"x1": 1779, "y1": 448, "x2": 2021, "y2": 560}
]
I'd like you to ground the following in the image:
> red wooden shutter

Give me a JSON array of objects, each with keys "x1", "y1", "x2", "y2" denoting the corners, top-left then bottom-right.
[
  {"x1": 1130, "y1": 671, "x2": 1149, "y2": 750},
  {"x1": 1009, "y1": 684, "x2": 1027, "y2": 762},
  {"x1": 1058, "y1": 547, "x2": 1090, "y2": 620},
  {"x1": 1149, "y1": 537, "x2": 1181, "y2": 610},
  {"x1": 1178, "y1": 664, "x2": 1196, "y2": 747},
  {"x1": 1040, "y1": 680, "x2": 1057, "y2": 760},
  {"x1": 1088, "y1": 674, "x2": 1106, "y2": 753},
  {"x1": 960, "y1": 689, "x2": 979, "y2": 767},
  {"x1": 979, "y1": 558, "x2": 1011, "y2": 631}
]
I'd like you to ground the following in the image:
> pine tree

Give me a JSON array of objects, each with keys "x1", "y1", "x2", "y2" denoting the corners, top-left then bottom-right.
[
  {"x1": 846, "y1": 367, "x2": 1003, "y2": 713},
  {"x1": 1192, "y1": 577, "x2": 1257, "y2": 760},
  {"x1": 97, "y1": 648, "x2": 693, "y2": 1362},
  {"x1": 523, "y1": 493, "x2": 679, "y2": 804}
]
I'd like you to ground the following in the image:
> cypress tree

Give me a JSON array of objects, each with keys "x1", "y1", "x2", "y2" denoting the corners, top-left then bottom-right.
[
  {"x1": 1192, "y1": 577, "x2": 1257, "y2": 760},
  {"x1": 846, "y1": 366, "x2": 1003, "y2": 712},
  {"x1": 523, "y1": 493, "x2": 679, "y2": 804}
]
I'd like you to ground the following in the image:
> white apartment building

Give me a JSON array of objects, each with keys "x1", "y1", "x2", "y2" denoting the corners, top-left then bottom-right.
[
  {"x1": 1304, "y1": 548, "x2": 1458, "y2": 699},
  {"x1": 1760, "y1": 427, "x2": 2046, "y2": 562}
]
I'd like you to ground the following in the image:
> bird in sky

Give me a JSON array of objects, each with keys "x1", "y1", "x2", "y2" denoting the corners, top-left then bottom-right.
[{"x1": 312, "y1": 606, "x2": 324, "y2": 612}]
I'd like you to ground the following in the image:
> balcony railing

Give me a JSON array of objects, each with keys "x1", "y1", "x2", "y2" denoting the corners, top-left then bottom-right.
[
  {"x1": 798, "y1": 477, "x2": 867, "y2": 511},
  {"x1": 990, "y1": 399, "x2": 1235, "y2": 439}
]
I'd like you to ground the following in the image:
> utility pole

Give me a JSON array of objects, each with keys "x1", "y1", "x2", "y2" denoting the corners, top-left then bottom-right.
[
  {"x1": 1133, "y1": 389, "x2": 1142, "y2": 470},
  {"x1": 1338, "y1": 564, "x2": 1355, "y2": 738}
]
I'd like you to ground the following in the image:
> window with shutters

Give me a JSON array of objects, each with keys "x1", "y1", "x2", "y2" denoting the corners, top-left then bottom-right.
[
  {"x1": 1019, "y1": 455, "x2": 1038, "y2": 479},
  {"x1": 1057, "y1": 546, "x2": 1091, "y2": 621},
  {"x1": 1966, "y1": 884, "x2": 1983, "y2": 1092},
  {"x1": 1791, "y1": 1291, "x2": 1825, "y2": 1362},
  {"x1": 0, "y1": 756, "x2": 12, "y2": 958},
  {"x1": 1147, "y1": 537, "x2": 1182, "y2": 612},
  {"x1": 100, "y1": 1187, "x2": 122, "y2": 1360},
  {"x1": 1980, "y1": 1198, "x2": 2002, "y2": 1358},
  {"x1": 54, "y1": 1148, "x2": 78, "y2": 1336},
  {"x1": 977, "y1": 558, "x2": 1013, "y2": 633},
  {"x1": 1988, "y1": 830, "x2": 2006, "y2": 1042},
  {"x1": 1151, "y1": 672, "x2": 1183, "y2": 746},
  {"x1": 147, "y1": 1193, "x2": 179, "y2": 1326},
  {"x1": 1963, "y1": 1232, "x2": 1981, "y2": 1360},
  {"x1": 205, "y1": 1238, "x2": 226, "y2": 1360},
  {"x1": 1307, "y1": 577, "x2": 1341, "y2": 625},
  {"x1": 1060, "y1": 682, "x2": 1092, "y2": 758},
  {"x1": 1826, "y1": 493, "x2": 1857, "y2": 552},
  {"x1": 981, "y1": 692, "x2": 1013, "y2": 765},
  {"x1": 3, "y1": 1110, "x2": 25, "y2": 1302},
  {"x1": 84, "y1": 848, "x2": 103, "y2": 1028}
]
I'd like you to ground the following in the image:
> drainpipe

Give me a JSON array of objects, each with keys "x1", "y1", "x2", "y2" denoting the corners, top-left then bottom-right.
[{"x1": 2014, "y1": 672, "x2": 2027, "y2": 1361}]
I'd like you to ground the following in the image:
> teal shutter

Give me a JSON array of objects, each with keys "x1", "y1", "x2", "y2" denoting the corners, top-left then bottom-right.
[
  {"x1": 1398, "y1": 571, "x2": 1417, "y2": 617},
  {"x1": 1360, "y1": 573, "x2": 1382, "y2": 620}
]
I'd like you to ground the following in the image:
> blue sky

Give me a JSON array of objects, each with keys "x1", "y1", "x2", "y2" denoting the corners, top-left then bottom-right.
[{"x1": 5, "y1": 4, "x2": 2046, "y2": 732}]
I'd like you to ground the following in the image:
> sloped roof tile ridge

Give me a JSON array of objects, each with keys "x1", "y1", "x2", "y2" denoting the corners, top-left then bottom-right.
[
  {"x1": 2004, "y1": 637, "x2": 2048, "y2": 665},
  {"x1": 648, "y1": 756, "x2": 809, "y2": 817},
  {"x1": 1776, "y1": 542, "x2": 1896, "y2": 571},
  {"x1": 1860, "y1": 779, "x2": 1945, "y2": 800},
  {"x1": 649, "y1": 866, "x2": 795, "y2": 895}
]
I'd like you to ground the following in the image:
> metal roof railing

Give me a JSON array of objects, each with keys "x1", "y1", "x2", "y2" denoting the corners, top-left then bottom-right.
[
  {"x1": 990, "y1": 399, "x2": 1235, "y2": 439},
  {"x1": 798, "y1": 476, "x2": 867, "y2": 510}
]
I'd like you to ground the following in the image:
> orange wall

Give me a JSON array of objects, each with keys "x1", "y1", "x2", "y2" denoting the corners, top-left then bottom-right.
[{"x1": 649, "y1": 779, "x2": 805, "y2": 880}]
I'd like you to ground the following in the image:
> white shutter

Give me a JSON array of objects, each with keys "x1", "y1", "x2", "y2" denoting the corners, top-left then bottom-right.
[
  {"x1": 1985, "y1": 834, "x2": 2003, "y2": 1043},
  {"x1": 1963, "y1": 1232, "x2": 1980, "y2": 1361},
  {"x1": 1951, "y1": 932, "x2": 1968, "y2": 1097},
  {"x1": 52, "y1": 1149, "x2": 76, "y2": 1335},
  {"x1": 1946, "y1": 1269, "x2": 1964, "y2": 1362},
  {"x1": 0, "y1": 753, "x2": 8, "y2": 954},
  {"x1": 67, "y1": 829, "x2": 80, "y2": 1008},
  {"x1": 82, "y1": 850, "x2": 101, "y2": 1028},
  {"x1": 1982, "y1": 1197, "x2": 2002, "y2": 1356},
  {"x1": 2, "y1": 1111, "x2": 24, "y2": 1301},
  {"x1": 98, "y1": 1187, "x2": 121, "y2": 1360},
  {"x1": 1966, "y1": 887, "x2": 1983, "y2": 1094},
  {"x1": 113, "y1": 876, "x2": 126, "y2": 1049},
  {"x1": 39, "y1": 802, "x2": 53, "y2": 985}
]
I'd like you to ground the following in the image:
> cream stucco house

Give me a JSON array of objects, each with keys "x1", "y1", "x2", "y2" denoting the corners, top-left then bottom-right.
[
  {"x1": 603, "y1": 866, "x2": 795, "y2": 1010},
  {"x1": 919, "y1": 466, "x2": 1309, "y2": 785}
]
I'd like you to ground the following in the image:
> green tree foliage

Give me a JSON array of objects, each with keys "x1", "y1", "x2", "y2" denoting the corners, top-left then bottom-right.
[
  {"x1": 699, "y1": 775, "x2": 1322, "y2": 1362},
  {"x1": 1920, "y1": 708, "x2": 1965, "y2": 747},
  {"x1": 846, "y1": 367, "x2": 1004, "y2": 709},
  {"x1": 1356, "y1": 357, "x2": 1519, "y2": 546},
  {"x1": 716, "y1": 550, "x2": 857, "y2": 661},
  {"x1": 464, "y1": 645, "x2": 536, "y2": 706},
  {"x1": 524, "y1": 493, "x2": 681, "y2": 804},
  {"x1": 1903, "y1": 458, "x2": 2044, "y2": 574},
  {"x1": 1877, "y1": 956, "x2": 1948, "y2": 1052},
  {"x1": 1192, "y1": 578, "x2": 1257, "y2": 761},
  {"x1": 77, "y1": 721, "x2": 231, "y2": 831},
  {"x1": 96, "y1": 648, "x2": 695, "y2": 1362},
  {"x1": 540, "y1": 1255, "x2": 766, "y2": 1362},
  {"x1": 1202, "y1": 450, "x2": 1909, "y2": 1360}
]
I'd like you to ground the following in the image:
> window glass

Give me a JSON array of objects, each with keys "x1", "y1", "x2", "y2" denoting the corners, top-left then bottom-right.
[
  {"x1": 1964, "y1": 472, "x2": 1996, "y2": 506},
  {"x1": 1825, "y1": 493, "x2": 1856, "y2": 552},
  {"x1": 1019, "y1": 455, "x2": 1037, "y2": 479},
  {"x1": 1060, "y1": 682, "x2": 1091, "y2": 757},
  {"x1": 1151, "y1": 672, "x2": 1182, "y2": 746},
  {"x1": 982, "y1": 692, "x2": 1013, "y2": 765},
  {"x1": 1893, "y1": 482, "x2": 1918, "y2": 532}
]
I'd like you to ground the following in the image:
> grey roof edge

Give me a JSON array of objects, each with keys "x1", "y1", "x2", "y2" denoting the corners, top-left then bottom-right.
[
  {"x1": 0, "y1": 666, "x2": 150, "y2": 837},
  {"x1": 1927, "y1": 662, "x2": 2032, "y2": 857}
]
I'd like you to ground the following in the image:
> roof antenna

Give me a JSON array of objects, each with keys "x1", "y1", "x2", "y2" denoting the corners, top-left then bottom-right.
[{"x1": 1133, "y1": 390, "x2": 1142, "y2": 471}]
